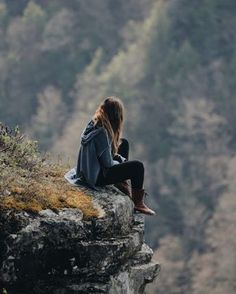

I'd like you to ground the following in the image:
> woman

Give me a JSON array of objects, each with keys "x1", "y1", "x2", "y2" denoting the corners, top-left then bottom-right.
[{"x1": 75, "y1": 96, "x2": 155, "y2": 215}]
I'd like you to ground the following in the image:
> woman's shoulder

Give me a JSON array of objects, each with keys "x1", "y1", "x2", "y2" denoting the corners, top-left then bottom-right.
[
  {"x1": 93, "y1": 129, "x2": 112, "y2": 151},
  {"x1": 90, "y1": 119, "x2": 111, "y2": 144},
  {"x1": 95, "y1": 127, "x2": 109, "y2": 141},
  {"x1": 92, "y1": 119, "x2": 107, "y2": 135}
]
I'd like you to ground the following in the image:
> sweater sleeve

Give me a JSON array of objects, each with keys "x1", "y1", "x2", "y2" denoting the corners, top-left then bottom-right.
[
  {"x1": 99, "y1": 147, "x2": 119, "y2": 168},
  {"x1": 94, "y1": 129, "x2": 118, "y2": 168}
]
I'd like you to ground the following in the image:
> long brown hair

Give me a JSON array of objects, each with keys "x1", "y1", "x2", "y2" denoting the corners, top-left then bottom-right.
[{"x1": 92, "y1": 97, "x2": 124, "y2": 156}]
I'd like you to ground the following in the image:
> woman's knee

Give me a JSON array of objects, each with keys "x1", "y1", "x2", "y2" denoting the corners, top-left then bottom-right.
[
  {"x1": 118, "y1": 138, "x2": 129, "y2": 159},
  {"x1": 132, "y1": 160, "x2": 144, "y2": 172},
  {"x1": 120, "y1": 138, "x2": 129, "y2": 148}
]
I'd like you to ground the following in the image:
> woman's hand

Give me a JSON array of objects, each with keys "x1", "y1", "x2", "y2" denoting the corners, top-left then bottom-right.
[{"x1": 113, "y1": 154, "x2": 127, "y2": 163}]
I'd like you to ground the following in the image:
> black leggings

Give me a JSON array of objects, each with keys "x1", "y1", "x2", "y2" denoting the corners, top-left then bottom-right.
[{"x1": 96, "y1": 138, "x2": 144, "y2": 189}]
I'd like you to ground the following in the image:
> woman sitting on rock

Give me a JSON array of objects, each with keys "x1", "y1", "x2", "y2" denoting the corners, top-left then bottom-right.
[{"x1": 75, "y1": 96, "x2": 155, "y2": 216}]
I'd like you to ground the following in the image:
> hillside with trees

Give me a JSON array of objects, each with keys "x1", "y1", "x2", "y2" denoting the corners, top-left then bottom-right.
[{"x1": 1, "y1": 0, "x2": 236, "y2": 293}]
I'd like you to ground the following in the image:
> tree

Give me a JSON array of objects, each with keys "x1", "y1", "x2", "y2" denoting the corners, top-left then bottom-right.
[{"x1": 29, "y1": 86, "x2": 66, "y2": 150}]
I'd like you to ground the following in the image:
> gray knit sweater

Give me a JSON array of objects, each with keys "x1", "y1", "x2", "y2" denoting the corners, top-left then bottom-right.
[{"x1": 75, "y1": 119, "x2": 120, "y2": 189}]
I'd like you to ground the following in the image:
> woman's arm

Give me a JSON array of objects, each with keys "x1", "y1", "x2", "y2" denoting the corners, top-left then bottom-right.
[
  {"x1": 94, "y1": 129, "x2": 119, "y2": 168},
  {"x1": 99, "y1": 147, "x2": 119, "y2": 168}
]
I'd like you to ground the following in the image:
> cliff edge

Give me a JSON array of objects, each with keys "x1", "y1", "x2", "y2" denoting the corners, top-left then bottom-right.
[
  {"x1": 0, "y1": 123, "x2": 160, "y2": 293},
  {"x1": 0, "y1": 184, "x2": 160, "y2": 293}
]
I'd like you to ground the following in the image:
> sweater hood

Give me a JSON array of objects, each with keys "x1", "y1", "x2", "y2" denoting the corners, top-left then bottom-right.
[{"x1": 81, "y1": 120, "x2": 103, "y2": 145}]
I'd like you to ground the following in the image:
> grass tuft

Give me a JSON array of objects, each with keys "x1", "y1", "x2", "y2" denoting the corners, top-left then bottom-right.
[{"x1": 0, "y1": 123, "x2": 99, "y2": 219}]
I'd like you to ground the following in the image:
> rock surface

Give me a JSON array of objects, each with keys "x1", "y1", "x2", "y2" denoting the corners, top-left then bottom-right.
[{"x1": 0, "y1": 185, "x2": 160, "y2": 293}]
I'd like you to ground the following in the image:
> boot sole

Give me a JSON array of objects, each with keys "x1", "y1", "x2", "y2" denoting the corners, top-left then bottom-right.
[{"x1": 134, "y1": 208, "x2": 156, "y2": 216}]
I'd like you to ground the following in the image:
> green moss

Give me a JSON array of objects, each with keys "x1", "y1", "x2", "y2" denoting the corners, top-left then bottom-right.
[{"x1": 0, "y1": 123, "x2": 99, "y2": 219}]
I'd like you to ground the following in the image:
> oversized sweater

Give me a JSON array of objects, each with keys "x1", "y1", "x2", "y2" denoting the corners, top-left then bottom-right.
[{"x1": 64, "y1": 119, "x2": 126, "y2": 190}]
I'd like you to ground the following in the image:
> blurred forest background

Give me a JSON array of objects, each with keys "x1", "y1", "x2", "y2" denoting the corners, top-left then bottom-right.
[{"x1": 0, "y1": 0, "x2": 236, "y2": 293}]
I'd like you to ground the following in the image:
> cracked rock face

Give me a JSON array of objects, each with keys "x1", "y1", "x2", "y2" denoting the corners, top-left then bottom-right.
[{"x1": 0, "y1": 185, "x2": 160, "y2": 293}]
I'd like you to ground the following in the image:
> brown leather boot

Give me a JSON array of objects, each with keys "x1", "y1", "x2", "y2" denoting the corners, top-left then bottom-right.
[
  {"x1": 114, "y1": 180, "x2": 132, "y2": 199},
  {"x1": 131, "y1": 187, "x2": 156, "y2": 215}
]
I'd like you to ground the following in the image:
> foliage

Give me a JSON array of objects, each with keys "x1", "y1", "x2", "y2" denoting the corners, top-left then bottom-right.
[
  {"x1": 23, "y1": 1, "x2": 45, "y2": 24},
  {"x1": 29, "y1": 85, "x2": 67, "y2": 149},
  {"x1": 0, "y1": 0, "x2": 152, "y2": 140}
]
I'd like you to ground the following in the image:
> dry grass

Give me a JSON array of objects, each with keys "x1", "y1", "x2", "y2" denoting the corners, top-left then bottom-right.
[{"x1": 0, "y1": 123, "x2": 99, "y2": 219}]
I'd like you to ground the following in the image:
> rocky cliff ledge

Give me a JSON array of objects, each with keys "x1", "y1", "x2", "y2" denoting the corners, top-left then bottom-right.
[{"x1": 0, "y1": 184, "x2": 160, "y2": 294}]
